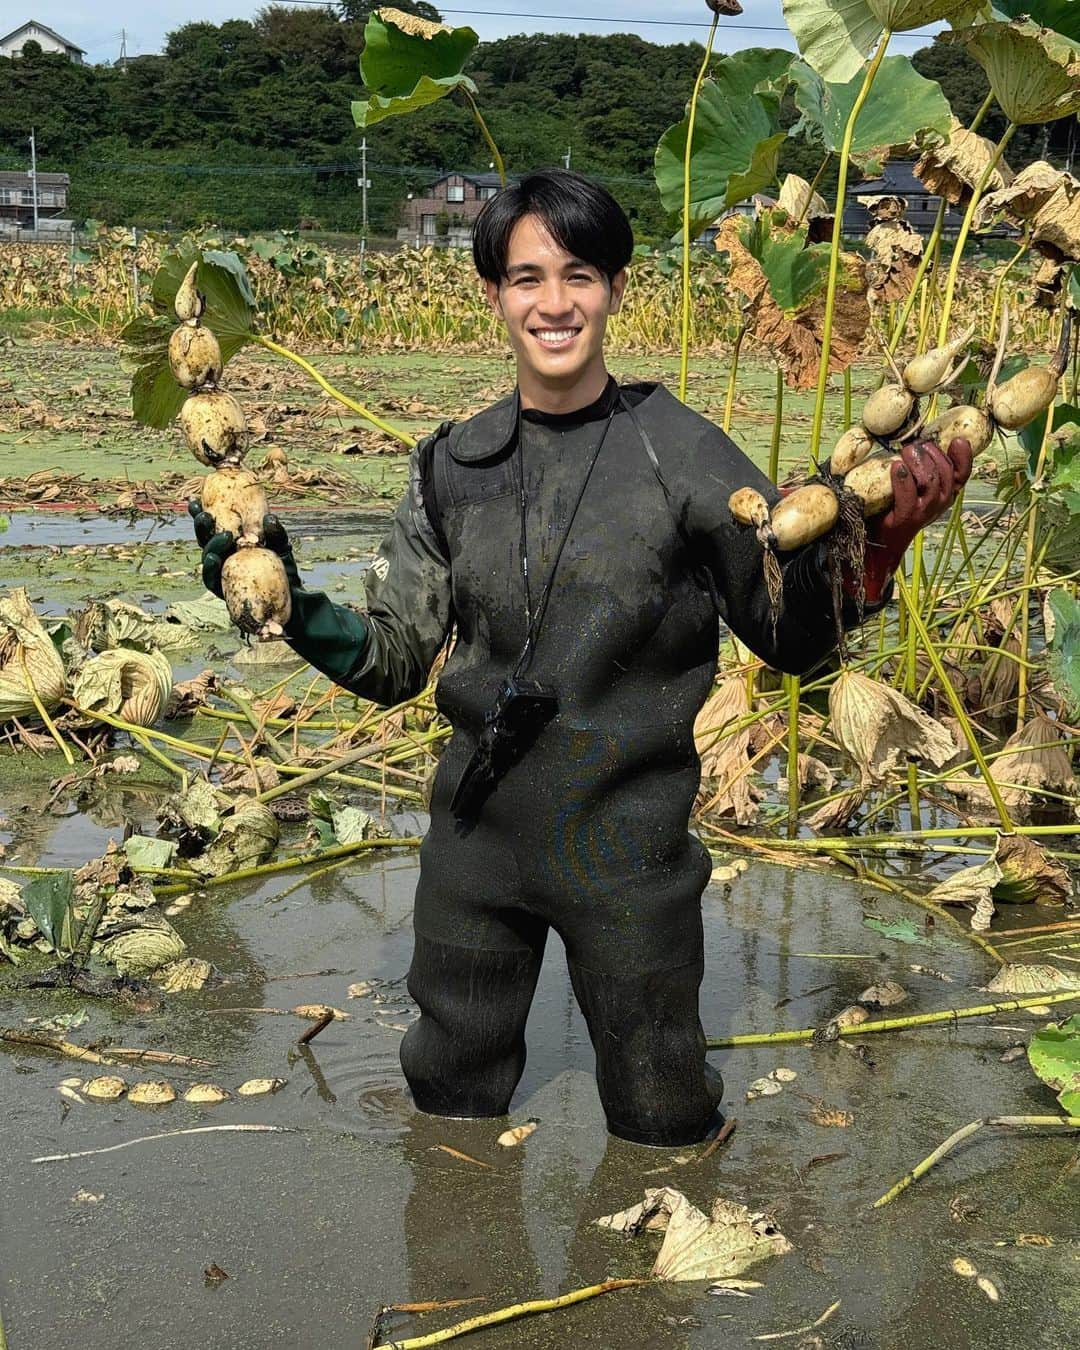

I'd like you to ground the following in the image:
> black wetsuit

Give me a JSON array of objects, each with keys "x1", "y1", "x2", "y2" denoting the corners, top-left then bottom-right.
[{"x1": 289, "y1": 377, "x2": 856, "y2": 1144}]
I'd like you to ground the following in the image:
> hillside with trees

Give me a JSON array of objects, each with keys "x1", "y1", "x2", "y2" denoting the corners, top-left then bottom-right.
[{"x1": 0, "y1": 5, "x2": 1074, "y2": 239}]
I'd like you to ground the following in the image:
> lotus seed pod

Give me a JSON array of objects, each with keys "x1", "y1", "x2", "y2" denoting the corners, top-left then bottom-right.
[
  {"x1": 221, "y1": 548, "x2": 292, "y2": 639},
  {"x1": 173, "y1": 261, "x2": 205, "y2": 324},
  {"x1": 768, "y1": 483, "x2": 839, "y2": 551},
  {"x1": 927, "y1": 405, "x2": 994, "y2": 457},
  {"x1": 901, "y1": 324, "x2": 975, "y2": 396},
  {"x1": 728, "y1": 486, "x2": 771, "y2": 529},
  {"x1": 179, "y1": 391, "x2": 247, "y2": 468},
  {"x1": 83, "y1": 1075, "x2": 127, "y2": 1101},
  {"x1": 844, "y1": 455, "x2": 896, "y2": 517},
  {"x1": 168, "y1": 324, "x2": 222, "y2": 391},
  {"x1": 183, "y1": 1083, "x2": 229, "y2": 1104},
  {"x1": 830, "y1": 425, "x2": 875, "y2": 476},
  {"x1": 128, "y1": 1080, "x2": 177, "y2": 1106},
  {"x1": 987, "y1": 366, "x2": 1059, "y2": 431},
  {"x1": 862, "y1": 384, "x2": 916, "y2": 438}
]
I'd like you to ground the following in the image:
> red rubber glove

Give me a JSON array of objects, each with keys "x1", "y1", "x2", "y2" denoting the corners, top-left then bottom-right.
[{"x1": 858, "y1": 435, "x2": 973, "y2": 602}]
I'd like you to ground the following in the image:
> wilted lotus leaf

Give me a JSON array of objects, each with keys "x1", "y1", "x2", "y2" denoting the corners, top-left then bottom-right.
[
  {"x1": 826, "y1": 1004, "x2": 871, "y2": 1034},
  {"x1": 858, "y1": 981, "x2": 908, "y2": 1007},
  {"x1": 596, "y1": 1187, "x2": 791, "y2": 1281},
  {"x1": 166, "y1": 668, "x2": 219, "y2": 718},
  {"x1": 128, "y1": 1080, "x2": 176, "y2": 1105},
  {"x1": 193, "y1": 799, "x2": 279, "y2": 877},
  {"x1": 951, "y1": 714, "x2": 1077, "y2": 816},
  {"x1": 944, "y1": 19, "x2": 1080, "y2": 126},
  {"x1": 806, "y1": 787, "x2": 866, "y2": 831},
  {"x1": 777, "y1": 173, "x2": 833, "y2": 239},
  {"x1": 915, "y1": 121, "x2": 1014, "y2": 206},
  {"x1": 72, "y1": 647, "x2": 173, "y2": 728},
  {"x1": 1032, "y1": 253, "x2": 1068, "y2": 308},
  {"x1": 184, "y1": 1083, "x2": 229, "y2": 1104},
  {"x1": 99, "y1": 915, "x2": 186, "y2": 975},
  {"x1": 715, "y1": 214, "x2": 869, "y2": 390},
  {"x1": 292, "y1": 1003, "x2": 348, "y2": 1020},
  {"x1": 778, "y1": 753, "x2": 834, "y2": 795},
  {"x1": 746, "y1": 1076, "x2": 784, "y2": 1100},
  {"x1": 0, "y1": 588, "x2": 67, "y2": 724},
  {"x1": 864, "y1": 218, "x2": 924, "y2": 304},
  {"x1": 219, "y1": 760, "x2": 280, "y2": 794},
  {"x1": 155, "y1": 957, "x2": 212, "y2": 992},
  {"x1": 158, "y1": 777, "x2": 226, "y2": 845},
  {"x1": 993, "y1": 833, "x2": 1072, "y2": 906},
  {"x1": 73, "y1": 598, "x2": 197, "y2": 653},
  {"x1": 83, "y1": 1075, "x2": 127, "y2": 1101},
  {"x1": 376, "y1": 7, "x2": 452, "y2": 39},
  {"x1": 1028, "y1": 178, "x2": 1080, "y2": 262},
  {"x1": 859, "y1": 194, "x2": 907, "y2": 223},
  {"x1": 976, "y1": 161, "x2": 1067, "y2": 228},
  {"x1": 782, "y1": 0, "x2": 981, "y2": 83},
  {"x1": 985, "y1": 964, "x2": 1080, "y2": 995},
  {"x1": 694, "y1": 676, "x2": 761, "y2": 825},
  {"x1": 829, "y1": 670, "x2": 956, "y2": 785},
  {"x1": 926, "y1": 857, "x2": 1003, "y2": 914},
  {"x1": 236, "y1": 1077, "x2": 286, "y2": 1096}
]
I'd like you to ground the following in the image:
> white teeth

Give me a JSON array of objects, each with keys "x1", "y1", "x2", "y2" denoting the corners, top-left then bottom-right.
[{"x1": 536, "y1": 329, "x2": 577, "y2": 342}]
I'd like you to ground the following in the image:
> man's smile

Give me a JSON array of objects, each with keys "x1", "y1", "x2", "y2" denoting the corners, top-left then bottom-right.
[{"x1": 531, "y1": 326, "x2": 582, "y2": 350}]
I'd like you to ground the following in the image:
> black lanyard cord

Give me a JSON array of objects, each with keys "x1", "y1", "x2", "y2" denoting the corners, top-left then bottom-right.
[{"x1": 513, "y1": 397, "x2": 617, "y2": 679}]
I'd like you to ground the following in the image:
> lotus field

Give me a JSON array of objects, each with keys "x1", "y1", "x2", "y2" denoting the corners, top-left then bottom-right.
[{"x1": 1, "y1": 3, "x2": 1080, "y2": 1347}]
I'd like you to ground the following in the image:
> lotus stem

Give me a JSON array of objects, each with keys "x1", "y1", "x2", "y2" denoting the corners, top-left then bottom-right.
[
  {"x1": 678, "y1": 7, "x2": 721, "y2": 404},
  {"x1": 219, "y1": 686, "x2": 291, "y2": 764},
  {"x1": 131, "y1": 728, "x2": 189, "y2": 789},
  {"x1": 722, "y1": 319, "x2": 748, "y2": 434},
  {"x1": 808, "y1": 29, "x2": 892, "y2": 462},
  {"x1": 18, "y1": 649, "x2": 73, "y2": 765},
  {"x1": 459, "y1": 88, "x2": 506, "y2": 188},
  {"x1": 785, "y1": 675, "x2": 800, "y2": 837},
  {"x1": 707, "y1": 991, "x2": 1080, "y2": 1050},
  {"x1": 152, "y1": 836, "x2": 422, "y2": 898},
  {"x1": 374, "y1": 1279, "x2": 648, "y2": 1348},
  {"x1": 769, "y1": 366, "x2": 784, "y2": 482},
  {"x1": 253, "y1": 335, "x2": 411, "y2": 445},
  {"x1": 893, "y1": 571, "x2": 1014, "y2": 833},
  {"x1": 989, "y1": 231, "x2": 1031, "y2": 341},
  {"x1": 1016, "y1": 355, "x2": 1058, "y2": 727},
  {"x1": 873, "y1": 1115, "x2": 1080, "y2": 1208},
  {"x1": 935, "y1": 122, "x2": 1017, "y2": 349}
]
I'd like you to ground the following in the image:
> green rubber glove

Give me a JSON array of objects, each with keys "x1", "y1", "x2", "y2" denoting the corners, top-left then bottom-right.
[{"x1": 188, "y1": 501, "x2": 370, "y2": 687}]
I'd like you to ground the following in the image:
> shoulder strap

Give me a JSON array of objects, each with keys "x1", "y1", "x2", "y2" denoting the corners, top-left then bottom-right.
[{"x1": 415, "y1": 420, "x2": 455, "y2": 561}]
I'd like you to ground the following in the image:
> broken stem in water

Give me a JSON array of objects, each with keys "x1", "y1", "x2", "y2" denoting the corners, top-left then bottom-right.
[{"x1": 873, "y1": 1115, "x2": 1080, "y2": 1208}]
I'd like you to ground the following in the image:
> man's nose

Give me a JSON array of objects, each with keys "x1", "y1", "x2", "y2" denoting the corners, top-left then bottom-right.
[{"x1": 535, "y1": 279, "x2": 575, "y2": 317}]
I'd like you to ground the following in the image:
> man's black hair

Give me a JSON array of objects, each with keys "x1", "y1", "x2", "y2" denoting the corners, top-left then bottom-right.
[{"x1": 472, "y1": 168, "x2": 634, "y2": 285}]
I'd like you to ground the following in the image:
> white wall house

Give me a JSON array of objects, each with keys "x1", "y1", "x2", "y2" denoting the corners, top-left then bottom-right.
[{"x1": 0, "y1": 20, "x2": 86, "y2": 62}]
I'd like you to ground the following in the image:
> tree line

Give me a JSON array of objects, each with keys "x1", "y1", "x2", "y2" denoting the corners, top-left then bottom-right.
[{"x1": 0, "y1": 4, "x2": 1072, "y2": 241}]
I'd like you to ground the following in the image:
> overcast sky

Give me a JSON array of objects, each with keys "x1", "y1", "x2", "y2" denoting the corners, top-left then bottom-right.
[{"x1": 19, "y1": 2, "x2": 942, "y2": 63}]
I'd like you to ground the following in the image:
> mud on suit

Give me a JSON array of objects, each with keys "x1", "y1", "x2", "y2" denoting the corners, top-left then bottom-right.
[{"x1": 279, "y1": 379, "x2": 869, "y2": 1145}]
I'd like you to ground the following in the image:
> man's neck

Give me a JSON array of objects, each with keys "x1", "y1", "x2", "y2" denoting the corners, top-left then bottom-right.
[{"x1": 517, "y1": 364, "x2": 611, "y2": 416}]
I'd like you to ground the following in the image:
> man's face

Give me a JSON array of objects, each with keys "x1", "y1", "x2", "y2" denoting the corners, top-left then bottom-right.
[{"x1": 484, "y1": 213, "x2": 626, "y2": 401}]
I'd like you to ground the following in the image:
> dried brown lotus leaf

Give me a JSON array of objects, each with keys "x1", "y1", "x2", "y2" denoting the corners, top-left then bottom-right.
[
  {"x1": 977, "y1": 633, "x2": 1022, "y2": 717},
  {"x1": 715, "y1": 215, "x2": 869, "y2": 390},
  {"x1": 596, "y1": 1187, "x2": 792, "y2": 1282},
  {"x1": 925, "y1": 857, "x2": 1003, "y2": 911},
  {"x1": 155, "y1": 957, "x2": 212, "y2": 992},
  {"x1": 235, "y1": 1077, "x2": 286, "y2": 1096},
  {"x1": 183, "y1": 1083, "x2": 229, "y2": 1104},
  {"x1": 777, "y1": 173, "x2": 830, "y2": 225},
  {"x1": 0, "y1": 587, "x2": 68, "y2": 723},
  {"x1": 1029, "y1": 178, "x2": 1080, "y2": 263},
  {"x1": 993, "y1": 833, "x2": 1072, "y2": 907},
  {"x1": 984, "y1": 963, "x2": 1080, "y2": 995},
  {"x1": 777, "y1": 753, "x2": 834, "y2": 795},
  {"x1": 128, "y1": 1080, "x2": 176, "y2": 1105},
  {"x1": 952, "y1": 715, "x2": 1078, "y2": 816},
  {"x1": 746, "y1": 1077, "x2": 784, "y2": 1100},
  {"x1": 976, "y1": 161, "x2": 1066, "y2": 228},
  {"x1": 71, "y1": 648, "x2": 173, "y2": 728},
  {"x1": 828, "y1": 1004, "x2": 870, "y2": 1033},
  {"x1": 291, "y1": 1004, "x2": 348, "y2": 1021},
  {"x1": 864, "y1": 219, "x2": 924, "y2": 304},
  {"x1": 806, "y1": 788, "x2": 866, "y2": 832},
  {"x1": 83, "y1": 1075, "x2": 127, "y2": 1101},
  {"x1": 694, "y1": 676, "x2": 761, "y2": 826},
  {"x1": 914, "y1": 122, "x2": 1013, "y2": 206},
  {"x1": 858, "y1": 194, "x2": 907, "y2": 222},
  {"x1": 806, "y1": 1102, "x2": 853, "y2": 1128},
  {"x1": 858, "y1": 981, "x2": 908, "y2": 1007},
  {"x1": 828, "y1": 670, "x2": 956, "y2": 785}
]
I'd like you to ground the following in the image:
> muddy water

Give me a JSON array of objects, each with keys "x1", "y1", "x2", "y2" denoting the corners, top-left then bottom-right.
[{"x1": 1, "y1": 850, "x2": 1076, "y2": 1350}]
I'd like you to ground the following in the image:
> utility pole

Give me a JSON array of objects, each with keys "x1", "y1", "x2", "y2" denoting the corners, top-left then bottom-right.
[
  {"x1": 563, "y1": 145, "x2": 571, "y2": 170},
  {"x1": 359, "y1": 137, "x2": 370, "y2": 236},
  {"x1": 28, "y1": 128, "x2": 38, "y2": 237},
  {"x1": 118, "y1": 29, "x2": 128, "y2": 73}
]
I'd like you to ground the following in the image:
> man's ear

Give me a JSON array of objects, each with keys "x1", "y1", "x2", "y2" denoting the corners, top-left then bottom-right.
[
  {"x1": 483, "y1": 278, "x2": 503, "y2": 317},
  {"x1": 608, "y1": 268, "x2": 628, "y2": 316}
]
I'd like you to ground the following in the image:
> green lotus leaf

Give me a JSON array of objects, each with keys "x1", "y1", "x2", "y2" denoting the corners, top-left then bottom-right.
[
  {"x1": 865, "y1": 0, "x2": 983, "y2": 30},
  {"x1": 1028, "y1": 1014, "x2": 1080, "y2": 1116},
  {"x1": 737, "y1": 210, "x2": 832, "y2": 314},
  {"x1": 992, "y1": 0, "x2": 1080, "y2": 45},
  {"x1": 784, "y1": 0, "x2": 991, "y2": 81},
  {"x1": 125, "y1": 249, "x2": 257, "y2": 429},
  {"x1": 1046, "y1": 587, "x2": 1080, "y2": 717},
  {"x1": 791, "y1": 55, "x2": 952, "y2": 171},
  {"x1": 354, "y1": 10, "x2": 478, "y2": 126},
  {"x1": 353, "y1": 73, "x2": 478, "y2": 129},
  {"x1": 945, "y1": 19, "x2": 1080, "y2": 125},
  {"x1": 359, "y1": 10, "x2": 478, "y2": 97},
  {"x1": 655, "y1": 49, "x2": 795, "y2": 234}
]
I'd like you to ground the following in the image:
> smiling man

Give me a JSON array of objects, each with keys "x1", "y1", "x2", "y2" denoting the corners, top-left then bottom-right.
[{"x1": 194, "y1": 169, "x2": 970, "y2": 1146}]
